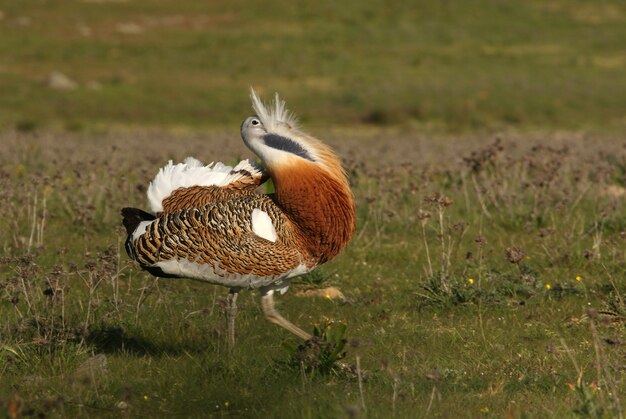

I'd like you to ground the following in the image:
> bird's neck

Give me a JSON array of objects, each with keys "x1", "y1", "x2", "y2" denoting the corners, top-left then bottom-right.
[{"x1": 271, "y1": 163, "x2": 355, "y2": 264}]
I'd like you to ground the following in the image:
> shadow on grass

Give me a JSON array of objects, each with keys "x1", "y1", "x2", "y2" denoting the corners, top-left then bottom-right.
[{"x1": 84, "y1": 325, "x2": 208, "y2": 356}]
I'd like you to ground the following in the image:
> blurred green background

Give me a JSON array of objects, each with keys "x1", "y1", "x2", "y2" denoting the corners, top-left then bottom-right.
[{"x1": 1, "y1": 0, "x2": 625, "y2": 132}]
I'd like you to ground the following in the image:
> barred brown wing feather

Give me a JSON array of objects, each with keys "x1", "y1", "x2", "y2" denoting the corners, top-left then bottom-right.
[
  {"x1": 155, "y1": 163, "x2": 269, "y2": 216},
  {"x1": 132, "y1": 195, "x2": 309, "y2": 281}
]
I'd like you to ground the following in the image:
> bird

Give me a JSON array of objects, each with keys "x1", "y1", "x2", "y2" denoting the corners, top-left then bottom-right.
[{"x1": 121, "y1": 88, "x2": 356, "y2": 347}]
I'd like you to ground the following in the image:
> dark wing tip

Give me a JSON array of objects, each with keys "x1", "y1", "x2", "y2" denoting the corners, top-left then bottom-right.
[{"x1": 121, "y1": 207, "x2": 156, "y2": 236}]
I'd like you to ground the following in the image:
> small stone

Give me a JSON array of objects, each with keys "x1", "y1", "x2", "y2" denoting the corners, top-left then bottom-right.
[
  {"x1": 85, "y1": 81, "x2": 102, "y2": 90},
  {"x1": 601, "y1": 185, "x2": 626, "y2": 198},
  {"x1": 46, "y1": 71, "x2": 78, "y2": 90},
  {"x1": 77, "y1": 23, "x2": 92, "y2": 36},
  {"x1": 16, "y1": 16, "x2": 31, "y2": 26},
  {"x1": 116, "y1": 22, "x2": 144, "y2": 35}
]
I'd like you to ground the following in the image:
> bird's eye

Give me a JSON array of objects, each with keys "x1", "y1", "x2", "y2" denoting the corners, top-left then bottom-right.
[{"x1": 251, "y1": 119, "x2": 260, "y2": 126}]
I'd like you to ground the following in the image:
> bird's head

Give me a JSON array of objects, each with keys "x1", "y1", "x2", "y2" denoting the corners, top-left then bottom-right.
[
  {"x1": 242, "y1": 89, "x2": 355, "y2": 260},
  {"x1": 241, "y1": 88, "x2": 347, "y2": 185}
]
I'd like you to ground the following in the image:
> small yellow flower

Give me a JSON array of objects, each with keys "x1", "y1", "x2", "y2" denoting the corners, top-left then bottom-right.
[
  {"x1": 468, "y1": 278, "x2": 475, "y2": 285},
  {"x1": 143, "y1": 395, "x2": 149, "y2": 401},
  {"x1": 325, "y1": 293, "x2": 331, "y2": 300},
  {"x1": 575, "y1": 275, "x2": 582, "y2": 281},
  {"x1": 224, "y1": 401, "x2": 230, "y2": 407},
  {"x1": 546, "y1": 283, "x2": 551, "y2": 290}
]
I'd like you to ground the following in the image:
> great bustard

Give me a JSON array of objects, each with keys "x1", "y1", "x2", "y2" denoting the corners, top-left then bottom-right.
[{"x1": 121, "y1": 89, "x2": 356, "y2": 347}]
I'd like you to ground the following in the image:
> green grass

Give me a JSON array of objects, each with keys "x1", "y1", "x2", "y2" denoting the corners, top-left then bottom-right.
[
  {"x1": 1, "y1": 1, "x2": 626, "y2": 416},
  {"x1": 1, "y1": 0, "x2": 625, "y2": 132},
  {"x1": 1, "y1": 131, "x2": 625, "y2": 417}
]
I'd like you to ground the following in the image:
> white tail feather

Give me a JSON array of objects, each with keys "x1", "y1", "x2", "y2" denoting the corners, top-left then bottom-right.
[{"x1": 147, "y1": 158, "x2": 263, "y2": 214}]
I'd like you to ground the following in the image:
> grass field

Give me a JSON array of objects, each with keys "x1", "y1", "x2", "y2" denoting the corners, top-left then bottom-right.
[
  {"x1": 1, "y1": 1, "x2": 626, "y2": 418},
  {"x1": 1, "y1": 129, "x2": 625, "y2": 417}
]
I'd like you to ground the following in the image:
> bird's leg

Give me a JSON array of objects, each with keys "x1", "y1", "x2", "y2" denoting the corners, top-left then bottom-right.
[
  {"x1": 226, "y1": 288, "x2": 238, "y2": 349},
  {"x1": 261, "y1": 291, "x2": 312, "y2": 340}
]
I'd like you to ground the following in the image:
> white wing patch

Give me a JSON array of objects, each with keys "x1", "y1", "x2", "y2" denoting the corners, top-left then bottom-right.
[
  {"x1": 132, "y1": 220, "x2": 154, "y2": 242},
  {"x1": 251, "y1": 208, "x2": 277, "y2": 243},
  {"x1": 146, "y1": 157, "x2": 264, "y2": 214}
]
